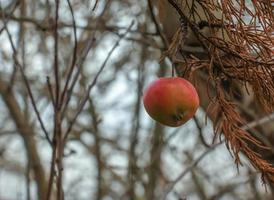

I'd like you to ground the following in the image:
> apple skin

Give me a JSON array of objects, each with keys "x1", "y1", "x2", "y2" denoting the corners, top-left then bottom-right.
[{"x1": 143, "y1": 77, "x2": 199, "y2": 127}]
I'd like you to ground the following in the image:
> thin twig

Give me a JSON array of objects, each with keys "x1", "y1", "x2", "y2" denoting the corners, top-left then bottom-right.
[
  {"x1": 46, "y1": 76, "x2": 55, "y2": 107},
  {"x1": 54, "y1": 0, "x2": 60, "y2": 108},
  {"x1": 242, "y1": 113, "x2": 274, "y2": 131},
  {"x1": 92, "y1": 0, "x2": 99, "y2": 11},
  {"x1": 46, "y1": 143, "x2": 57, "y2": 200},
  {"x1": 194, "y1": 116, "x2": 211, "y2": 148},
  {"x1": 147, "y1": 0, "x2": 168, "y2": 48},
  {"x1": 59, "y1": 0, "x2": 78, "y2": 108}
]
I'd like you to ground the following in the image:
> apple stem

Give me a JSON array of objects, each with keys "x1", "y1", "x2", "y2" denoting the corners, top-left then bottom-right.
[{"x1": 172, "y1": 64, "x2": 175, "y2": 77}]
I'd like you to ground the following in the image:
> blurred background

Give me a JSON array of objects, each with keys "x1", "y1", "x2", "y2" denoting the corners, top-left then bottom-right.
[{"x1": 0, "y1": 0, "x2": 272, "y2": 199}]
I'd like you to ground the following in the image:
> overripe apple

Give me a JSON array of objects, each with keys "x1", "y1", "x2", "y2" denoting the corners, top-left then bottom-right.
[{"x1": 143, "y1": 77, "x2": 199, "y2": 127}]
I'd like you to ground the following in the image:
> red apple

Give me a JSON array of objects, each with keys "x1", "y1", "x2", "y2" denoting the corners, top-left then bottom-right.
[{"x1": 143, "y1": 77, "x2": 199, "y2": 127}]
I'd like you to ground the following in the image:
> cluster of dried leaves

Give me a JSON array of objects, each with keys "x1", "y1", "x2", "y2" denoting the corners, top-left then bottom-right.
[{"x1": 164, "y1": 0, "x2": 274, "y2": 184}]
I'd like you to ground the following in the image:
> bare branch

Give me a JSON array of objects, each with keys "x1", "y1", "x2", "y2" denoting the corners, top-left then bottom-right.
[
  {"x1": 3, "y1": 18, "x2": 52, "y2": 146},
  {"x1": 64, "y1": 21, "x2": 135, "y2": 141}
]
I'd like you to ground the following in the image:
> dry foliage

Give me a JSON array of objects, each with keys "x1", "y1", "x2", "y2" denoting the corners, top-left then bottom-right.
[{"x1": 163, "y1": 0, "x2": 274, "y2": 184}]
